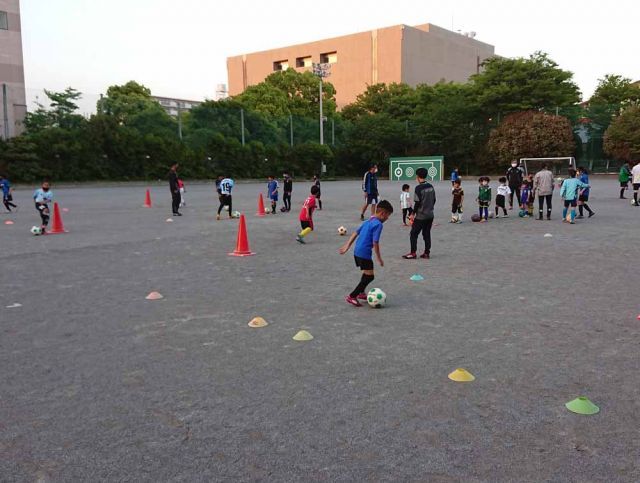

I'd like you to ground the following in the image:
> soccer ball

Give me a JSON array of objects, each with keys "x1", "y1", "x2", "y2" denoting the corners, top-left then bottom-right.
[
  {"x1": 519, "y1": 209, "x2": 527, "y2": 217},
  {"x1": 451, "y1": 214, "x2": 460, "y2": 223},
  {"x1": 338, "y1": 226, "x2": 347, "y2": 236},
  {"x1": 471, "y1": 214, "x2": 481, "y2": 222},
  {"x1": 631, "y1": 199, "x2": 637, "y2": 206},
  {"x1": 367, "y1": 288, "x2": 386, "y2": 308},
  {"x1": 264, "y1": 207, "x2": 271, "y2": 214},
  {"x1": 30, "y1": 226, "x2": 42, "y2": 236},
  {"x1": 488, "y1": 211, "x2": 495, "y2": 219},
  {"x1": 231, "y1": 211, "x2": 241, "y2": 218}
]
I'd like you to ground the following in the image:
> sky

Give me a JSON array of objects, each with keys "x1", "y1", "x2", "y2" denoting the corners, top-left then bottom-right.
[{"x1": 20, "y1": 0, "x2": 639, "y2": 115}]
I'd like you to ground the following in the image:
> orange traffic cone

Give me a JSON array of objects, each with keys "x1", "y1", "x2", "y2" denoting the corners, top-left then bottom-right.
[
  {"x1": 48, "y1": 202, "x2": 68, "y2": 234},
  {"x1": 256, "y1": 193, "x2": 266, "y2": 217},
  {"x1": 143, "y1": 189, "x2": 152, "y2": 208},
  {"x1": 228, "y1": 214, "x2": 255, "y2": 257}
]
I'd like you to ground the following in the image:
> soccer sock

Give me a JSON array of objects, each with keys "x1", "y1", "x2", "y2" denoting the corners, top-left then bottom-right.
[
  {"x1": 635, "y1": 192, "x2": 638, "y2": 203},
  {"x1": 483, "y1": 207, "x2": 488, "y2": 219},
  {"x1": 547, "y1": 208, "x2": 552, "y2": 218},
  {"x1": 620, "y1": 188, "x2": 625, "y2": 198},
  {"x1": 299, "y1": 227, "x2": 312, "y2": 238},
  {"x1": 585, "y1": 203, "x2": 593, "y2": 214},
  {"x1": 570, "y1": 209, "x2": 576, "y2": 222},
  {"x1": 562, "y1": 207, "x2": 568, "y2": 219},
  {"x1": 478, "y1": 207, "x2": 483, "y2": 217},
  {"x1": 579, "y1": 205, "x2": 584, "y2": 216},
  {"x1": 350, "y1": 274, "x2": 374, "y2": 298}
]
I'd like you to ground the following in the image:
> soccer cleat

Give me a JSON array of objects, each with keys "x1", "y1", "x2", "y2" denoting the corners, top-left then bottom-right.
[
  {"x1": 588, "y1": 212, "x2": 595, "y2": 218},
  {"x1": 402, "y1": 252, "x2": 417, "y2": 259},
  {"x1": 420, "y1": 251, "x2": 430, "y2": 259},
  {"x1": 356, "y1": 293, "x2": 368, "y2": 301},
  {"x1": 576, "y1": 215, "x2": 584, "y2": 219},
  {"x1": 503, "y1": 213, "x2": 509, "y2": 218},
  {"x1": 570, "y1": 221, "x2": 575, "y2": 224},
  {"x1": 216, "y1": 214, "x2": 221, "y2": 220},
  {"x1": 345, "y1": 295, "x2": 362, "y2": 307},
  {"x1": 360, "y1": 214, "x2": 365, "y2": 221},
  {"x1": 495, "y1": 214, "x2": 501, "y2": 218},
  {"x1": 173, "y1": 212, "x2": 182, "y2": 216},
  {"x1": 296, "y1": 235, "x2": 305, "y2": 244}
]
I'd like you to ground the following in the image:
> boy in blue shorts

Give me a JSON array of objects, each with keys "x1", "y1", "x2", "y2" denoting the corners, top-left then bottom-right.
[
  {"x1": 267, "y1": 175, "x2": 279, "y2": 214},
  {"x1": 339, "y1": 200, "x2": 393, "y2": 307}
]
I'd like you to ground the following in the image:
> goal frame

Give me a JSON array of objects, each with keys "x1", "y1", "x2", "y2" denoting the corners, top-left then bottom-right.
[{"x1": 519, "y1": 157, "x2": 575, "y2": 176}]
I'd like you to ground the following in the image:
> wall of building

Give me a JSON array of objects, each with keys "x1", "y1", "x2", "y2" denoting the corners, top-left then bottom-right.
[
  {"x1": 228, "y1": 26, "x2": 404, "y2": 108},
  {"x1": 401, "y1": 23, "x2": 494, "y2": 87},
  {"x1": 0, "y1": 0, "x2": 26, "y2": 138}
]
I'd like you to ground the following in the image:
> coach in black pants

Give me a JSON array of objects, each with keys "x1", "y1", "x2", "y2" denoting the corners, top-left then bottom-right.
[
  {"x1": 403, "y1": 167, "x2": 436, "y2": 260},
  {"x1": 506, "y1": 161, "x2": 524, "y2": 209},
  {"x1": 169, "y1": 163, "x2": 182, "y2": 216}
]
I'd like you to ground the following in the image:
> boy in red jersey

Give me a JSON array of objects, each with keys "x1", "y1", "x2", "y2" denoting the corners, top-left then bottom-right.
[{"x1": 296, "y1": 185, "x2": 320, "y2": 244}]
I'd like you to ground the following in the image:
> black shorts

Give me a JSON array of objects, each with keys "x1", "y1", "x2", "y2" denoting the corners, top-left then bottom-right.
[
  {"x1": 620, "y1": 181, "x2": 628, "y2": 188},
  {"x1": 478, "y1": 200, "x2": 489, "y2": 208},
  {"x1": 564, "y1": 199, "x2": 577, "y2": 208},
  {"x1": 578, "y1": 194, "x2": 589, "y2": 202},
  {"x1": 634, "y1": 183, "x2": 640, "y2": 191},
  {"x1": 495, "y1": 194, "x2": 506, "y2": 207},
  {"x1": 220, "y1": 194, "x2": 231, "y2": 205},
  {"x1": 354, "y1": 256, "x2": 374, "y2": 271},
  {"x1": 366, "y1": 193, "x2": 378, "y2": 205},
  {"x1": 451, "y1": 202, "x2": 462, "y2": 213},
  {"x1": 300, "y1": 220, "x2": 311, "y2": 230}
]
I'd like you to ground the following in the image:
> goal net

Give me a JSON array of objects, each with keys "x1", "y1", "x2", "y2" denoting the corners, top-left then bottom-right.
[{"x1": 519, "y1": 157, "x2": 576, "y2": 176}]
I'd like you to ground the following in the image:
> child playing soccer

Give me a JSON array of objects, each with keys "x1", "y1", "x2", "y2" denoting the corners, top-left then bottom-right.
[
  {"x1": 313, "y1": 174, "x2": 322, "y2": 210},
  {"x1": 0, "y1": 175, "x2": 17, "y2": 212},
  {"x1": 477, "y1": 177, "x2": 491, "y2": 222},
  {"x1": 339, "y1": 200, "x2": 393, "y2": 307},
  {"x1": 216, "y1": 176, "x2": 234, "y2": 220},
  {"x1": 520, "y1": 178, "x2": 532, "y2": 217},
  {"x1": 495, "y1": 177, "x2": 510, "y2": 218},
  {"x1": 560, "y1": 169, "x2": 589, "y2": 224},
  {"x1": 525, "y1": 174, "x2": 535, "y2": 216},
  {"x1": 33, "y1": 180, "x2": 53, "y2": 233},
  {"x1": 451, "y1": 180, "x2": 464, "y2": 223},
  {"x1": 296, "y1": 185, "x2": 319, "y2": 244},
  {"x1": 178, "y1": 178, "x2": 186, "y2": 207},
  {"x1": 400, "y1": 184, "x2": 412, "y2": 226},
  {"x1": 267, "y1": 175, "x2": 279, "y2": 214}
]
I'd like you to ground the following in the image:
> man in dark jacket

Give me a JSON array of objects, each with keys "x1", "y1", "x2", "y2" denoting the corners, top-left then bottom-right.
[
  {"x1": 403, "y1": 167, "x2": 436, "y2": 260},
  {"x1": 506, "y1": 160, "x2": 524, "y2": 209},
  {"x1": 169, "y1": 163, "x2": 182, "y2": 216},
  {"x1": 282, "y1": 172, "x2": 293, "y2": 212}
]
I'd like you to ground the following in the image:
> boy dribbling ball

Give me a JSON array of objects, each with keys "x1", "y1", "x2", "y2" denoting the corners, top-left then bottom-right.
[
  {"x1": 339, "y1": 200, "x2": 393, "y2": 307},
  {"x1": 296, "y1": 185, "x2": 319, "y2": 244},
  {"x1": 33, "y1": 180, "x2": 53, "y2": 234}
]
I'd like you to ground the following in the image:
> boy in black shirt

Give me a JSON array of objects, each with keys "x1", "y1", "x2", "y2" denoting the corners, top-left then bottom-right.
[{"x1": 451, "y1": 180, "x2": 464, "y2": 223}]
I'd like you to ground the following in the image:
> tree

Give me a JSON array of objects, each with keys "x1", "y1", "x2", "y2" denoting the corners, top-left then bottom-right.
[
  {"x1": 604, "y1": 105, "x2": 640, "y2": 161},
  {"x1": 24, "y1": 88, "x2": 85, "y2": 132},
  {"x1": 472, "y1": 52, "x2": 581, "y2": 116},
  {"x1": 342, "y1": 83, "x2": 417, "y2": 120},
  {"x1": 487, "y1": 111, "x2": 575, "y2": 163},
  {"x1": 97, "y1": 81, "x2": 165, "y2": 125}
]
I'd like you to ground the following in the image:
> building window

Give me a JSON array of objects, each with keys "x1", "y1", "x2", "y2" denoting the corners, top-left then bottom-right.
[
  {"x1": 296, "y1": 56, "x2": 312, "y2": 68},
  {"x1": 320, "y1": 51, "x2": 337, "y2": 64},
  {"x1": 0, "y1": 11, "x2": 8, "y2": 30},
  {"x1": 273, "y1": 60, "x2": 289, "y2": 71}
]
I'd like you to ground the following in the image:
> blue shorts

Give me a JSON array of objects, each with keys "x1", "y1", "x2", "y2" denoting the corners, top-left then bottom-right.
[
  {"x1": 270, "y1": 196, "x2": 278, "y2": 202},
  {"x1": 366, "y1": 194, "x2": 378, "y2": 205}
]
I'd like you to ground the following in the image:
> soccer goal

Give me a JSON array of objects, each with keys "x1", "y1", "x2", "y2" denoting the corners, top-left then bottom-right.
[{"x1": 519, "y1": 157, "x2": 576, "y2": 176}]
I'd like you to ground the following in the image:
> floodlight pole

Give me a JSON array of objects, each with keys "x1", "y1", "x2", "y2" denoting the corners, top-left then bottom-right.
[{"x1": 313, "y1": 63, "x2": 331, "y2": 146}]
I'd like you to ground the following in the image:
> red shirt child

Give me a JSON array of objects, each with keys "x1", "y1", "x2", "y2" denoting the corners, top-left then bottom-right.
[{"x1": 296, "y1": 185, "x2": 319, "y2": 244}]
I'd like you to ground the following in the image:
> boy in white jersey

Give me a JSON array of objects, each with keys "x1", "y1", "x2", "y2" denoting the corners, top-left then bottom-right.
[
  {"x1": 216, "y1": 176, "x2": 234, "y2": 220},
  {"x1": 495, "y1": 177, "x2": 511, "y2": 218},
  {"x1": 33, "y1": 180, "x2": 53, "y2": 233}
]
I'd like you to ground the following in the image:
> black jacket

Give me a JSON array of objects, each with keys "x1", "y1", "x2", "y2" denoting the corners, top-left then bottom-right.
[
  {"x1": 283, "y1": 178, "x2": 293, "y2": 193},
  {"x1": 169, "y1": 170, "x2": 179, "y2": 192},
  {"x1": 506, "y1": 166, "x2": 524, "y2": 187},
  {"x1": 413, "y1": 182, "x2": 436, "y2": 220}
]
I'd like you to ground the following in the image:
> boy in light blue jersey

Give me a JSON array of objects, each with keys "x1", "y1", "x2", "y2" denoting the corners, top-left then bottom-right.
[
  {"x1": 0, "y1": 175, "x2": 17, "y2": 212},
  {"x1": 216, "y1": 176, "x2": 234, "y2": 220},
  {"x1": 33, "y1": 180, "x2": 53, "y2": 233},
  {"x1": 560, "y1": 169, "x2": 589, "y2": 224},
  {"x1": 267, "y1": 175, "x2": 279, "y2": 214},
  {"x1": 339, "y1": 200, "x2": 393, "y2": 307}
]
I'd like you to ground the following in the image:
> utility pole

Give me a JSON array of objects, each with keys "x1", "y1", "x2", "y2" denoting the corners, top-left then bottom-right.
[
  {"x1": 331, "y1": 118, "x2": 335, "y2": 146},
  {"x1": 289, "y1": 113, "x2": 293, "y2": 146},
  {"x1": 240, "y1": 108, "x2": 245, "y2": 146},
  {"x1": 312, "y1": 63, "x2": 331, "y2": 146}
]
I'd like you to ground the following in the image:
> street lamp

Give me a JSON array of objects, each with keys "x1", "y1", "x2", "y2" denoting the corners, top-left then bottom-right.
[{"x1": 312, "y1": 62, "x2": 331, "y2": 145}]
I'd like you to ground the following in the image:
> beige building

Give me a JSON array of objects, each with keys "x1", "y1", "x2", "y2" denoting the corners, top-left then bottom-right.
[
  {"x1": 151, "y1": 96, "x2": 202, "y2": 117},
  {"x1": 228, "y1": 23, "x2": 495, "y2": 108},
  {"x1": 0, "y1": 0, "x2": 26, "y2": 138}
]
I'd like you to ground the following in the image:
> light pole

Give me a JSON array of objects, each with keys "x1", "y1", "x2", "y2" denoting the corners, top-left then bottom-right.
[{"x1": 312, "y1": 63, "x2": 331, "y2": 145}]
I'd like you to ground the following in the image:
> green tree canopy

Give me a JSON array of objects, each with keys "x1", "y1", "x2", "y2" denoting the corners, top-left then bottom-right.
[
  {"x1": 471, "y1": 52, "x2": 581, "y2": 116},
  {"x1": 604, "y1": 105, "x2": 640, "y2": 161}
]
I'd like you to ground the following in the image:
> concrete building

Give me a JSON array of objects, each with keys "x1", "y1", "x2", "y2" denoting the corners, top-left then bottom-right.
[
  {"x1": 151, "y1": 96, "x2": 202, "y2": 117},
  {"x1": 227, "y1": 23, "x2": 495, "y2": 108},
  {"x1": 0, "y1": 0, "x2": 26, "y2": 138}
]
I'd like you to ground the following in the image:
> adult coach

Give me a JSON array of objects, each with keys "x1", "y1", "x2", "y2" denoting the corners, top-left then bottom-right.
[
  {"x1": 533, "y1": 163, "x2": 554, "y2": 220},
  {"x1": 506, "y1": 160, "x2": 524, "y2": 210},
  {"x1": 360, "y1": 164, "x2": 379, "y2": 220},
  {"x1": 169, "y1": 162, "x2": 181, "y2": 216},
  {"x1": 282, "y1": 172, "x2": 293, "y2": 212},
  {"x1": 403, "y1": 167, "x2": 436, "y2": 260}
]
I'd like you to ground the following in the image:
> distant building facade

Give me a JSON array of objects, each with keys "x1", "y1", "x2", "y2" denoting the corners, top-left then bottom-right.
[
  {"x1": 0, "y1": 0, "x2": 26, "y2": 138},
  {"x1": 227, "y1": 23, "x2": 495, "y2": 108},
  {"x1": 152, "y1": 96, "x2": 202, "y2": 117}
]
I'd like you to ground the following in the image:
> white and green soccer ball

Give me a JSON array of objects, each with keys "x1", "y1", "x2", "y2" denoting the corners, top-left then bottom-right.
[
  {"x1": 30, "y1": 226, "x2": 42, "y2": 236},
  {"x1": 338, "y1": 226, "x2": 347, "y2": 236},
  {"x1": 367, "y1": 288, "x2": 386, "y2": 308},
  {"x1": 232, "y1": 211, "x2": 241, "y2": 218}
]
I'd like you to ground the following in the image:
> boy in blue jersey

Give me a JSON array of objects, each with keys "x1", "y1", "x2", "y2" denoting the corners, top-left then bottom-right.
[
  {"x1": 216, "y1": 176, "x2": 234, "y2": 220},
  {"x1": 0, "y1": 175, "x2": 17, "y2": 212},
  {"x1": 339, "y1": 200, "x2": 393, "y2": 307},
  {"x1": 267, "y1": 175, "x2": 279, "y2": 214},
  {"x1": 560, "y1": 169, "x2": 589, "y2": 224},
  {"x1": 576, "y1": 167, "x2": 594, "y2": 218},
  {"x1": 33, "y1": 180, "x2": 53, "y2": 233}
]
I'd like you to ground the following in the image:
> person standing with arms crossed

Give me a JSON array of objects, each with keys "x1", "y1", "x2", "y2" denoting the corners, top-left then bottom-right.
[
  {"x1": 169, "y1": 163, "x2": 181, "y2": 217},
  {"x1": 506, "y1": 160, "x2": 524, "y2": 210},
  {"x1": 282, "y1": 172, "x2": 293, "y2": 212},
  {"x1": 403, "y1": 167, "x2": 436, "y2": 260},
  {"x1": 533, "y1": 164, "x2": 555, "y2": 220},
  {"x1": 360, "y1": 164, "x2": 378, "y2": 220}
]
